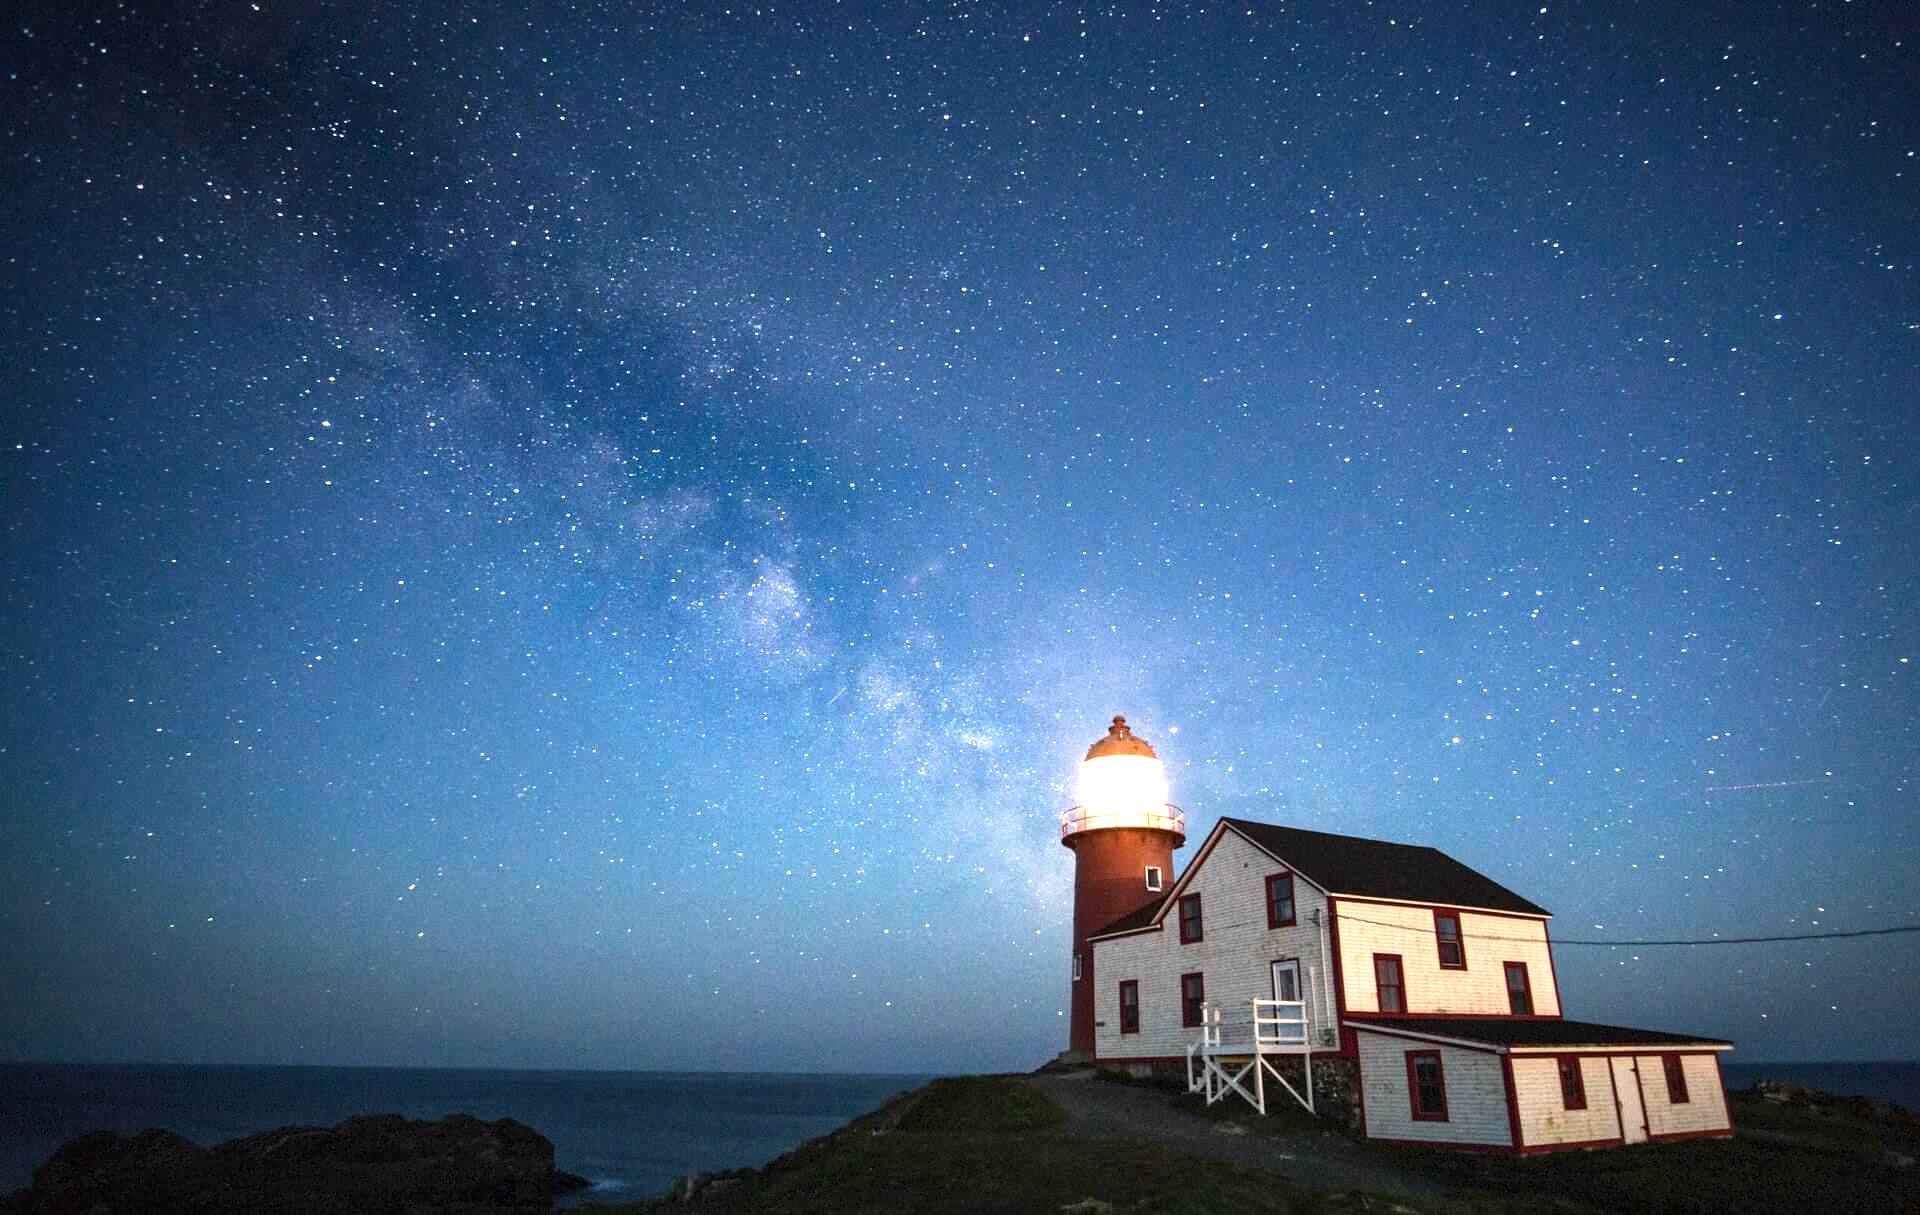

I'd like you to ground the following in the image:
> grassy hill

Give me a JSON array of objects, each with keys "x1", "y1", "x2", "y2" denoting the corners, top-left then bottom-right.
[{"x1": 584, "y1": 1075, "x2": 1920, "y2": 1214}]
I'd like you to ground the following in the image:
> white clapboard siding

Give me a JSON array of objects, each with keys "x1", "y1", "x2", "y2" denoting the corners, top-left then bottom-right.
[
  {"x1": 1334, "y1": 899, "x2": 1559, "y2": 1017},
  {"x1": 1093, "y1": 829, "x2": 1333, "y2": 1060},
  {"x1": 1640, "y1": 1053, "x2": 1731, "y2": 1137},
  {"x1": 1357, "y1": 1032, "x2": 1511, "y2": 1146},
  {"x1": 1511, "y1": 1055, "x2": 1621, "y2": 1146}
]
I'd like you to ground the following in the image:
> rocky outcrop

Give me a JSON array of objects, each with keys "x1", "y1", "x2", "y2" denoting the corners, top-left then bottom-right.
[
  {"x1": 4, "y1": 1113, "x2": 571, "y2": 1214},
  {"x1": 1749, "y1": 1079, "x2": 1918, "y2": 1127}
]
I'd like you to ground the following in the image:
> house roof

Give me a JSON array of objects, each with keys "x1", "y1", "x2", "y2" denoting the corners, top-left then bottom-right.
[
  {"x1": 1344, "y1": 1016, "x2": 1733, "y2": 1050},
  {"x1": 1090, "y1": 894, "x2": 1167, "y2": 938},
  {"x1": 1223, "y1": 818, "x2": 1551, "y2": 916}
]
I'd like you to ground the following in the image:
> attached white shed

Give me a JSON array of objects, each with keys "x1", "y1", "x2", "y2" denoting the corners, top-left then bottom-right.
[{"x1": 1348, "y1": 1017, "x2": 1734, "y2": 1153}]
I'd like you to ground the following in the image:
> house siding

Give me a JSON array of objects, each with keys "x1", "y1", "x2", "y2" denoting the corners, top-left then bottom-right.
[
  {"x1": 1357, "y1": 1032, "x2": 1511, "y2": 1146},
  {"x1": 1092, "y1": 829, "x2": 1336, "y2": 1061},
  {"x1": 1335, "y1": 899, "x2": 1560, "y2": 1017},
  {"x1": 1512, "y1": 1055, "x2": 1621, "y2": 1147},
  {"x1": 1642, "y1": 1053, "x2": 1732, "y2": 1138}
]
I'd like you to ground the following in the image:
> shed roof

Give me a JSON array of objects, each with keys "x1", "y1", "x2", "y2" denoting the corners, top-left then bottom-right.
[
  {"x1": 1345, "y1": 1016, "x2": 1732, "y2": 1050},
  {"x1": 1224, "y1": 818, "x2": 1551, "y2": 916}
]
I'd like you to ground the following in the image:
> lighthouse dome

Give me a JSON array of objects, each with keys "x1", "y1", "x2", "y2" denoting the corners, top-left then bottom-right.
[
  {"x1": 1063, "y1": 714, "x2": 1184, "y2": 844},
  {"x1": 1084, "y1": 715, "x2": 1158, "y2": 760}
]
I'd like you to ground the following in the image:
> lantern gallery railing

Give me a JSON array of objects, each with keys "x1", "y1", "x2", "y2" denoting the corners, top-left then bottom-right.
[
  {"x1": 1059, "y1": 804, "x2": 1186, "y2": 838},
  {"x1": 1185, "y1": 999, "x2": 1316, "y2": 1117}
]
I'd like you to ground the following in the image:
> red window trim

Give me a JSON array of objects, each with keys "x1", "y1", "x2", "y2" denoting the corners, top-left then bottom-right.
[
  {"x1": 1406, "y1": 1049, "x2": 1449, "y2": 1121},
  {"x1": 1178, "y1": 893, "x2": 1204, "y2": 944},
  {"x1": 1374, "y1": 953, "x2": 1406, "y2": 1013},
  {"x1": 1433, "y1": 909, "x2": 1466, "y2": 970},
  {"x1": 1663, "y1": 1054, "x2": 1690, "y2": 1104},
  {"x1": 1504, "y1": 961, "x2": 1534, "y2": 1015},
  {"x1": 1180, "y1": 971, "x2": 1206, "y2": 1028},
  {"x1": 1265, "y1": 872, "x2": 1296, "y2": 928},
  {"x1": 1118, "y1": 980, "x2": 1140, "y2": 1034},
  {"x1": 1557, "y1": 1055, "x2": 1587, "y2": 1110}
]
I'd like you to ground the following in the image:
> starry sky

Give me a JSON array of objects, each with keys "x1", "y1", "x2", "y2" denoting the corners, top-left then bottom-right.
[{"x1": 2, "y1": 2, "x2": 1915, "y2": 1075}]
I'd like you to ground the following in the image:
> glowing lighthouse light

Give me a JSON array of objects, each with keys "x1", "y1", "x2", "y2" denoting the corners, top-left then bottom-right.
[{"x1": 1062, "y1": 715, "x2": 1185, "y2": 837}]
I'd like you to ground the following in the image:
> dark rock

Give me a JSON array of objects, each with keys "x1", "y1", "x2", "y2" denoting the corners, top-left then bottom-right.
[
  {"x1": 18, "y1": 1128, "x2": 206, "y2": 1213},
  {"x1": 8, "y1": 1113, "x2": 563, "y2": 1214},
  {"x1": 1747, "y1": 1079, "x2": 1919, "y2": 1127},
  {"x1": 551, "y1": 1169, "x2": 591, "y2": 1195}
]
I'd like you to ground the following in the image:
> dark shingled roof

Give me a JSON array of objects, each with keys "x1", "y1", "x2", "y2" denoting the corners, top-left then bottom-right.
[
  {"x1": 1089, "y1": 895, "x2": 1167, "y2": 939},
  {"x1": 1224, "y1": 818, "x2": 1551, "y2": 916},
  {"x1": 1344, "y1": 1016, "x2": 1732, "y2": 1049}
]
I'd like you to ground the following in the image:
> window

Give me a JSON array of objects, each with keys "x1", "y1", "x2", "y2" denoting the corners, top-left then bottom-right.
[
  {"x1": 1434, "y1": 910, "x2": 1466, "y2": 969},
  {"x1": 1145, "y1": 866, "x2": 1162, "y2": 892},
  {"x1": 1557, "y1": 1057, "x2": 1587, "y2": 1110},
  {"x1": 1406, "y1": 1051, "x2": 1448, "y2": 1121},
  {"x1": 1265, "y1": 873, "x2": 1296, "y2": 928},
  {"x1": 1118, "y1": 980, "x2": 1140, "y2": 1034},
  {"x1": 1178, "y1": 893, "x2": 1204, "y2": 943},
  {"x1": 1663, "y1": 1055, "x2": 1690, "y2": 1104},
  {"x1": 1072, "y1": 952, "x2": 1082, "y2": 982},
  {"x1": 1374, "y1": 954, "x2": 1406, "y2": 1013},
  {"x1": 1504, "y1": 962, "x2": 1534, "y2": 1015},
  {"x1": 1180, "y1": 972, "x2": 1206, "y2": 1027}
]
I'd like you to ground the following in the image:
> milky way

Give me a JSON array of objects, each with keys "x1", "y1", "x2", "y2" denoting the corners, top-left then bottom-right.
[{"x1": 2, "y1": 2, "x2": 1913, "y2": 1071}]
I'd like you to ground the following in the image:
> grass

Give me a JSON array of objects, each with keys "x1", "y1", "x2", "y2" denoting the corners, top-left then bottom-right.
[
  {"x1": 584, "y1": 1076, "x2": 1358, "y2": 1214},
  {"x1": 582, "y1": 1079, "x2": 1920, "y2": 1215}
]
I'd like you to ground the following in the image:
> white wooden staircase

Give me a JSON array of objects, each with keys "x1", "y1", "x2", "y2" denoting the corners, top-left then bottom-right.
[{"x1": 1185, "y1": 999, "x2": 1316, "y2": 1116}]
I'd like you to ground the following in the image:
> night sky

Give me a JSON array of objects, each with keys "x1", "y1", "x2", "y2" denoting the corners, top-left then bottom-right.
[{"x1": 3, "y1": 2, "x2": 1915, "y2": 1075}]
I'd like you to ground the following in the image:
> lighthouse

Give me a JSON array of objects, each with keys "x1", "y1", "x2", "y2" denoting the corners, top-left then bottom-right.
[{"x1": 1062, "y1": 715, "x2": 1186, "y2": 1056}]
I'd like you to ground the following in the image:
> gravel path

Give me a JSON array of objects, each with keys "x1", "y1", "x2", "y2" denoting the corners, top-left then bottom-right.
[{"x1": 1021, "y1": 1070, "x2": 1448, "y2": 1201}]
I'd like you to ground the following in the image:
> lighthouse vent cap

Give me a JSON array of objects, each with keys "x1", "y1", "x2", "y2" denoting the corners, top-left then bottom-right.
[{"x1": 1085, "y1": 715, "x2": 1159, "y2": 761}]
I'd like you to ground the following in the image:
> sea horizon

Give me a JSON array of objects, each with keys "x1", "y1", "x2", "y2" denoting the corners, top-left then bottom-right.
[{"x1": 4, "y1": 1054, "x2": 1913, "y2": 1075}]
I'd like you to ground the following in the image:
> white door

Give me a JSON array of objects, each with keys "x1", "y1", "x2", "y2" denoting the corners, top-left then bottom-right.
[
  {"x1": 1612, "y1": 1056, "x2": 1649, "y2": 1144},
  {"x1": 1269, "y1": 960, "x2": 1303, "y2": 1045}
]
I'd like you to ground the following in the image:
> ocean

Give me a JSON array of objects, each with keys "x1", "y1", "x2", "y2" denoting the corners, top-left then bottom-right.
[
  {"x1": 1718, "y1": 1060, "x2": 1920, "y2": 1110},
  {"x1": 0, "y1": 1064, "x2": 931, "y2": 1206},
  {"x1": 2, "y1": 1060, "x2": 1914, "y2": 1204}
]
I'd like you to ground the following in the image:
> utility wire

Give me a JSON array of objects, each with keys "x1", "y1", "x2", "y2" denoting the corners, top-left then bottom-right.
[
  {"x1": 1552, "y1": 925, "x2": 1920, "y2": 947},
  {"x1": 1330, "y1": 909, "x2": 1920, "y2": 948}
]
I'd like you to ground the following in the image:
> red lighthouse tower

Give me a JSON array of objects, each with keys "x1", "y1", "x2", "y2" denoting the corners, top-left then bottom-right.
[{"x1": 1062, "y1": 715, "x2": 1186, "y2": 1057}]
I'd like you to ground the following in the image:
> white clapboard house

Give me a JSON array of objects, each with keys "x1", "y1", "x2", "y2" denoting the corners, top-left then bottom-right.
[{"x1": 1086, "y1": 816, "x2": 1734, "y2": 1151}]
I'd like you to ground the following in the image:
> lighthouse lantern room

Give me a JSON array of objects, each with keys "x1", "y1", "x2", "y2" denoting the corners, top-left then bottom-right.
[{"x1": 1062, "y1": 715, "x2": 1186, "y2": 1056}]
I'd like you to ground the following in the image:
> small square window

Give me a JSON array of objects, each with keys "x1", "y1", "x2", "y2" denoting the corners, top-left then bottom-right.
[
  {"x1": 1145, "y1": 866, "x2": 1162, "y2": 892},
  {"x1": 1072, "y1": 952, "x2": 1083, "y2": 982}
]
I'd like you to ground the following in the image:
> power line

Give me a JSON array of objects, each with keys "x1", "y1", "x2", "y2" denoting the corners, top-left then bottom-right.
[
  {"x1": 1330, "y1": 909, "x2": 1920, "y2": 948},
  {"x1": 1552, "y1": 925, "x2": 1920, "y2": 947}
]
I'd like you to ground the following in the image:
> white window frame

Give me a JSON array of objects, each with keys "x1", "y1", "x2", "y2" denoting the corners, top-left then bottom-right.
[{"x1": 1145, "y1": 865, "x2": 1162, "y2": 892}]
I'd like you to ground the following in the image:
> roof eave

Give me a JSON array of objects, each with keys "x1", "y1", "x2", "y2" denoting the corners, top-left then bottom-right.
[{"x1": 1326, "y1": 890, "x2": 1553, "y2": 919}]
